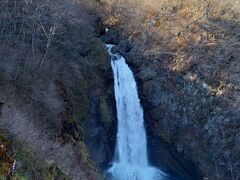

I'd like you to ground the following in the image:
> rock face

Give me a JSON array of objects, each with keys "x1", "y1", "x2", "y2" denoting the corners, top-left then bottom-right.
[
  {"x1": 1, "y1": 0, "x2": 239, "y2": 180},
  {"x1": 105, "y1": 26, "x2": 240, "y2": 179},
  {"x1": 101, "y1": 30, "x2": 204, "y2": 179},
  {"x1": 103, "y1": 0, "x2": 240, "y2": 178}
]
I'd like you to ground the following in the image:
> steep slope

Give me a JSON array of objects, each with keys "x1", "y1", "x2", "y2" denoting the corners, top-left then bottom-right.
[
  {"x1": 0, "y1": 0, "x2": 115, "y2": 179},
  {"x1": 1, "y1": 0, "x2": 240, "y2": 179},
  {"x1": 99, "y1": 0, "x2": 240, "y2": 179}
]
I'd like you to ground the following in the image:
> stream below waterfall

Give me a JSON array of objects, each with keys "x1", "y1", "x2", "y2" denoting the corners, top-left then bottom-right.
[{"x1": 106, "y1": 44, "x2": 168, "y2": 180}]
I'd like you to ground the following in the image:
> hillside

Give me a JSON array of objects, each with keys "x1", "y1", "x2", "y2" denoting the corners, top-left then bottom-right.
[
  {"x1": 0, "y1": 0, "x2": 113, "y2": 179},
  {"x1": 0, "y1": 0, "x2": 240, "y2": 179},
  {"x1": 99, "y1": 0, "x2": 240, "y2": 179}
]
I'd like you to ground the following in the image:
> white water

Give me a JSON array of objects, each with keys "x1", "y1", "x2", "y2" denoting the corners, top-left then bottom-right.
[{"x1": 106, "y1": 44, "x2": 167, "y2": 180}]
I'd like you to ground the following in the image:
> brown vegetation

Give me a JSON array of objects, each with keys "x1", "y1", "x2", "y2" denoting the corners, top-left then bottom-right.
[
  {"x1": 1, "y1": 0, "x2": 240, "y2": 179},
  {"x1": 0, "y1": 133, "x2": 14, "y2": 177},
  {"x1": 96, "y1": 0, "x2": 240, "y2": 179},
  {"x1": 98, "y1": 0, "x2": 240, "y2": 113},
  {"x1": 0, "y1": 0, "x2": 108, "y2": 179}
]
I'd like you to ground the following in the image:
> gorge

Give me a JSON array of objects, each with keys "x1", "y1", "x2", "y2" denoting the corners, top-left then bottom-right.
[{"x1": 0, "y1": 0, "x2": 240, "y2": 180}]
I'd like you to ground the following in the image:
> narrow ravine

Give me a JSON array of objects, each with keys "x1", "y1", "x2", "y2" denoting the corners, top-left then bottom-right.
[{"x1": 106, "y1": 44, "x2": 167, "y2": 180}]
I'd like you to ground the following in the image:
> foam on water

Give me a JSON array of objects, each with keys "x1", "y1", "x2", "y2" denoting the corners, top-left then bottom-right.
[{"x1": 107, "y1": 44, "x2": 167, "y2": 180}]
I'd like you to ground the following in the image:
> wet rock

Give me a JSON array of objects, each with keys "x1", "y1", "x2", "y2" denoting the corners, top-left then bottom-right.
[
  {"x1": 100, "y1": 30, "x2": 121, "y2": 44},
  {"x1": 111, "y1": 40, "x2": 132, "y2": 55}
]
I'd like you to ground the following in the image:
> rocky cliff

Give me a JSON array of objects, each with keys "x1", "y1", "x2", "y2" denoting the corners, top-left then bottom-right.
[
  {"x1": 0, "y1": 0, "x2": 240, "y2": 180},
  {"x1": 100, "y1": 0, "x2": 240, "y2": 179}
]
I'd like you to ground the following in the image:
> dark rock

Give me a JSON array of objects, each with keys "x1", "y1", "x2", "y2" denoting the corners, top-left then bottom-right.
[
  {"x1": 100, "y1": 30, "x2": 121, "y2": 44},
  {"x1": 111, "y1": 40, "x2": 132, "y2": 55},
  {"x1": 95, "y1": 17, "x2": 106, "y2": 37},
  {"x1": 148, "y1": 135, "x2": 203, "y2": 180}
]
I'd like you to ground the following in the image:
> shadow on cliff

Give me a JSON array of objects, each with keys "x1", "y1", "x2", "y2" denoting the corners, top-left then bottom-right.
[
  {"x1": 0, "y1": 0, "x2": 116, "y2": 179},
  {"x1": 100, "y1": 29, "x2": 203, "y2": 180},
  {"x1": 100, "y1": 13, "x2": 240, "y2": 179}
]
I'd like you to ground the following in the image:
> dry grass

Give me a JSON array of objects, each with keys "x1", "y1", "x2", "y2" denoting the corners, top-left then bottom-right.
[
  {"x1": 62, "y1": 1, "x2": 240, "y2": 178},
  {"x1": 100, "y1": 0, "x2": 240, "y2": 106},
  {"x1": 97, "y1": 2, "x2": 240, "y2": 177}
]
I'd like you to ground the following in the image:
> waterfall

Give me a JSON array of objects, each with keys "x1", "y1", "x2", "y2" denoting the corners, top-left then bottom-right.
[{"x1": 106, "y1": 44, "x2": 167, "y2": 180}]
